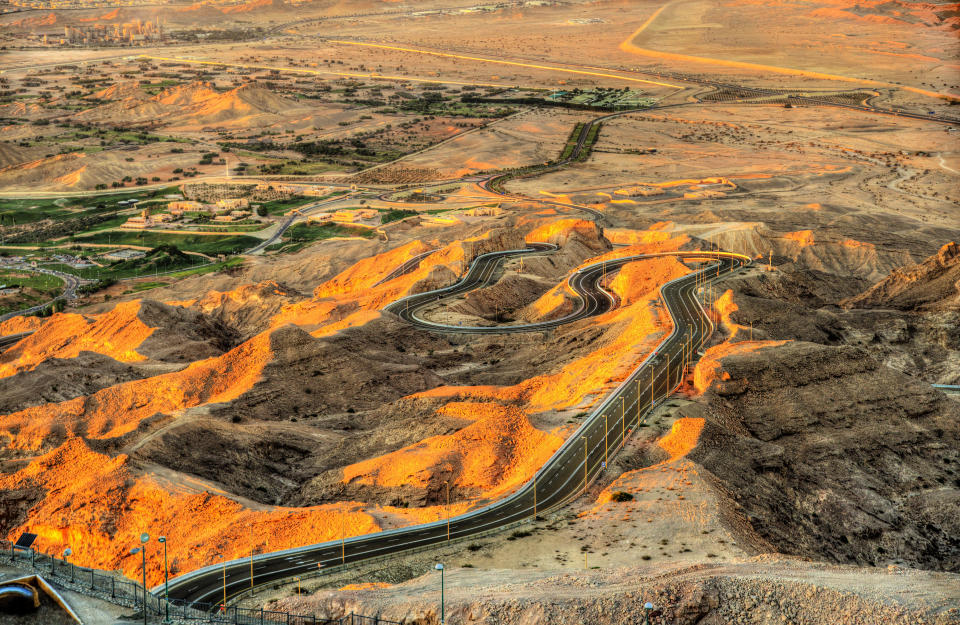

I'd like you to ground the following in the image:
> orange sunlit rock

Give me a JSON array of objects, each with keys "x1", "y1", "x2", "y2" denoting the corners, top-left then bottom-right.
[
  {"x1": 314, "y1": 241, "x2": 433, "y2": 299},
  {"x1": 604, "y1": 224, "x2": 688, "y2": 249},
  {"x1": 311, "y1": 310, "x2": 381, "y2": 338},
  {"x1": 607, "y1": 257, "x2": 685, "y2": 306},
  {"x1": 341, "y1": 402, "x2": 562, "y2": 500},
  {"x1": 525, "y1": 218, "x2": 597, "y2": 246},
  {"x1": 712, "y1": 289, "x2": 742, "y2": 338},
  {"x1": 338, "y1": 582, "x2": 391, "y2": 591},
  {"x1": 783, "y1": 230, "x2": 815, "y2": 247},
  {"x1": 0, "y1": 438, "x2": 381, "y2": 587},
  {"x1": 693, "y1": 340, "x2": 789, "y2": 395},
  {"x1": 0, "y1": 300, "x2": 158, "y2": 379},
  {"x1": 657, "y1": 418, "x2": 706, "y2": 461},
  {"x1": 418, "y1": 253, "x2": 686, "y2": 413},
  {"x1": 522, "y1": 282, "x2": 574, "y2": 322},
  {"x1": 0, "y1": 329, "x2": 273, "y2": 450},
  {"x1": 0, "y1": 315, "x2": 46, "y2": 336},
  {"x1": 272, "y1": 229, "x2": 524, "y2": 332}
]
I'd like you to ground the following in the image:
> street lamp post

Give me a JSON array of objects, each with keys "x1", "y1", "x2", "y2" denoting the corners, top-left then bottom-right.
[
  {"x1": 533, "y1": 471, "x2": 537, "y2": 517},
  {"x1": 158, "y1": 536, "x2": 170, "y2": 624},
  {"x1": 620, "y1": 398, "x2": 640, "y2": 447},
  {"x1": 643, "y1": 601, "x2": 654, "y2": 625},
  {"x1": 249, "y1": 523, "x2": 255, "y2": 593},
  {"x1": 129, "y1": 532, "x2": 149, "y2": 625},
  {"x1": 604, "y1": 413, "x2": 608, "y2": 467},
  {"x1": 581, "y1": 436, "x2": 588, "y2": 494},
  {"x1": 213, "y1": 554, "x2": 227, "y2": 613},
  {"x1": 434, "y1": 563, "x2": 445, "y2": 625},
  {"x1": 62, "y1": 548, "x2": 73, "y2": 583}
]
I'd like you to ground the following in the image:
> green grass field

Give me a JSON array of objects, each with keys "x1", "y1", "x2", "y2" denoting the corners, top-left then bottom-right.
[
  {"x1": 169, "y1": 257, "x2": 245, "y2": 278},
  {"x1": 68, "y1": 230, "x2": 261, "y2": 256},
  {"x1": 0, "y1": 187, "x2": 182, "y2": 226},
  {"x1": 380, "y1": 209, "x2": 418, "y2": 224},
  {"x1": 0, "y1": 269, "x2": 64, "y2": 315},
  {"x1": 286, "y1": 222, "x2": 376, "y2": 243},
  {"x1": 258, "y1": 196, "x2": 319, "y2": 216}
]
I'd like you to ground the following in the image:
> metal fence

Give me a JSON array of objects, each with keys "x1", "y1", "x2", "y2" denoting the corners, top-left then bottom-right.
[{"x1": 1, "y1": 541, "x2": 400, "y2": 625}]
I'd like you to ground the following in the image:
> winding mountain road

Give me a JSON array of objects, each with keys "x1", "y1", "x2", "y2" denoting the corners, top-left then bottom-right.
[{"x1": 162, "y1": 248, "x2": 749, "y2": 608}]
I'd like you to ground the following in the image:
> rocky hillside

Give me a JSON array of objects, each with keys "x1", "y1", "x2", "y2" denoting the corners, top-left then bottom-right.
[
  {"x1": 690, "y1": 339, "x2": 960, "y2": 572},
  {"x1": 843, "y1": 241, "x2": 960, "y2": 311}
]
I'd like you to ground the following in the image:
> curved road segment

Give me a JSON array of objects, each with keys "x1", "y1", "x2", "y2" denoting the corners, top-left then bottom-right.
[
  {"x1": 163, "y1": 249, "x2": 750, "y2": 608},
  {"x1": 0, "y1": 266, "x2": 82, "y2": 324},
  {"x1": 386, "y1": 245, "x2": 714, "y2": 335}
]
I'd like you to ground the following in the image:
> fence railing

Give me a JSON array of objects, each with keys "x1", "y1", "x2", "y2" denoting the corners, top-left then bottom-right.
[{"x1": 1, "y1": 540, "x2": 400, "y2": 625}]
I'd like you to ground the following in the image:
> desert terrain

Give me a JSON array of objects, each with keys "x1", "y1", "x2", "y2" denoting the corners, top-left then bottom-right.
[{"x1": 0, "y1": 0, "x2": 958, "y2": 623}]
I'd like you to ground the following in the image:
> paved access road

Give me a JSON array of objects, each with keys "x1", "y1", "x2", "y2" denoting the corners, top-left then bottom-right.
[
  {"x1": 163, "y1": 250, "x2": 749, "y2": 608},
  {"x1": 0, "y1": 265, "x2": 82, "y2": 324},
  {"x1": 372, "y1": 248, "x2": 437, "y2": 287},
  {"x1": 245, "y1": 192, "x2": 357, "y2": 255},
  {"x1": 386, "y1": 245, "x2": 696, "y2": 334}
]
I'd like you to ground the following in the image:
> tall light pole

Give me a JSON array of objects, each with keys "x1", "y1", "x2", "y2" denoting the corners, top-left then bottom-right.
[
  {"x1": 158, "y1": 536, "x2": 170, "y2": 624},
  {"x1": 666, "y1": 351, "x2": 670, "y2": 389},
  {"x1": 434, "y1": 563, "x2": 445, "y2": 625},
  {"x1": 533, "y1": 471, "x2": 537, "y2": 517},
  {"x1": 249, "y1": 523, "x2": 255, "y2": 593},
  {"x1": 129, "y1": 532, "x2": 149, "y2": 625},
  {"x1": 620, "y1": 397, "x2": 625, "y2": 445},
  {"x1": 603, "y1": 413, "x2": 608, "y2": 467},
  {"x1": 213, "y1": 554, "x2": 226, "y2": 613},
  {"x1": 581, "y1": 435, "x2": 588, "y2": 494},
  {"x1": 643, "y1": 601, "x2": 654, "y2": 624},
  {"x1": 62, "y1": 548, "x2": 73, "y2": 583}
]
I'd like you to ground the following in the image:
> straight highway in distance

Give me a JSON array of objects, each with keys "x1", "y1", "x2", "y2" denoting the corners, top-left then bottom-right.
[{"x1": 163, "y1": 251, "x2": 749, "y2": 608}]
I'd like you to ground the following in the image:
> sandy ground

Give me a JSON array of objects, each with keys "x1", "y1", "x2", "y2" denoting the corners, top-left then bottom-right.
[
  {"x1": 274, "y1": 558, "x2": 960, "y2": 624},
  {"x1": 400, "y1": 109, "x2": 592, "y2": 177}
]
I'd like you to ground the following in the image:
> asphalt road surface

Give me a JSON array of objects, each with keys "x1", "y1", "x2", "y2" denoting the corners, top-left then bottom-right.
[
  {"x1": 162, "y1": 250, "x2": 749, "y2": 608},
  {"x1": 0, "y1": 266, "x2": 82, "y2": 324},
  {"x1": 386, "y1": 246, "x2": 711, "y2": 334},
  {"x1": 244, "y1": 192, "x2": 357, "y2": 255},
  {"x1": 372, "y1": 249, "x2": 437, "y2": 287}
]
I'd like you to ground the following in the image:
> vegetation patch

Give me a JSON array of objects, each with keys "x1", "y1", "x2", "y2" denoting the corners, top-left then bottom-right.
[
  {"x1": 68, "y1": 230, "x2": 260, "y2": 256},
  {"x1": 285, "y1": 222, "x2": 376, "y2": 243}
]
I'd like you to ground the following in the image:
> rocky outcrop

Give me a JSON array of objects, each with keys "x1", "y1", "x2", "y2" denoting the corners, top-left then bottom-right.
[
  {"x1": 690, "y1": 340, "x2": 960, "y2": 572},
  {"x1": 843, "y1": 241, "x2": 960, "y2": 311},
  {"x1": 173, "y1": 279, "x2": 300, "y2": 339}
]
